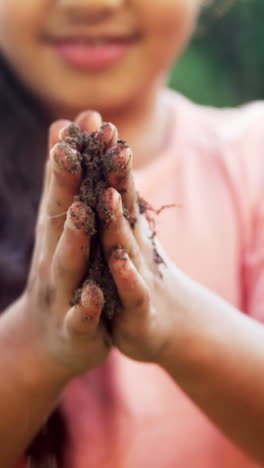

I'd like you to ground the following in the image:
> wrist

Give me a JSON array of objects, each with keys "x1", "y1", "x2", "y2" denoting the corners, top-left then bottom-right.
[
  {"x1": 157, "y1": 267, "x2": 218, "y2": 385},
  {"x1": 157, "y1": 267, "x2": 244, "y2": 395},
  {"x1": 0, "y1": 296, "x2": 72, "y2": 393}
]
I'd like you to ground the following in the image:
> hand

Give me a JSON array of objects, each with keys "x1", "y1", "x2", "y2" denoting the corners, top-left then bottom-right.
[
  {"x1": 21, "y1": 112, "x2": 114, "y2": 379},
  {"x1": 96, "y1": 123, "x2": 179, "y2": 363}
]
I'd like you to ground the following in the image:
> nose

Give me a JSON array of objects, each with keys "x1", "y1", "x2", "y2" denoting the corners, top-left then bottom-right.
[{"x1": 58, "y1": 0, "x2": 124, "y2": 25}]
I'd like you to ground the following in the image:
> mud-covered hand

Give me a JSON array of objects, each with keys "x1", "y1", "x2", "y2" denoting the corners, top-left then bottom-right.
[
  {"x1": 21, "y1": 112, "x2": 111, "y2": 380},
  {"x1": 97, "y1": 122, "x2": 181, "y2": 364}
]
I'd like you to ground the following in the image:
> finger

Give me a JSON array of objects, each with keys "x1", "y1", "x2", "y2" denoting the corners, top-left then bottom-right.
[
  {"x1": 38, "y1": 159, "x2": 51, "y2": 215},
  {"x1": 104, "y1": 142, "x2": 139, "y2": 222},
  {"x1": 64, "y1": 281, "x2": 104, "y2": 336},
  {"x1": 46, "y1": 119, "x2": 71, "y2": 197},
  {"x1": 49, "y1": 119, "x2": 71, "y2": 150},
  {"x1": 42, "y1": 142, "x2": 82, "y2": 254},
  {"x1": 59, "y1": 119, "x2": 118, "y2": 152},
  {"x1": 75, "y1": 110, "x2": 102, "y2": 133},
  {"x1": 52, "y1": 201, "x2": 94, "y2": 298},
  {"x1": 108, "y1": 248, "x2": 150, "y2": 312},
  {"x1": 97, "y1": 188, "x2": 142, "y2": 270},
  {"x1": 33, "y1": 120, "x2": 73, "y2": 267},
  {"x1": 39, "y1": 119, "x2": 72, "y2": 215},
  {"x1": 96, "y1": 122, "x2": 118, "y2": 150},
  {"x1": 59, "y1": 122, "x2": 82, "y2": 151}
]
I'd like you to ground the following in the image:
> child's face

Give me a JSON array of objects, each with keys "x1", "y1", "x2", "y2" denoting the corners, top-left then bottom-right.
[{"x1": 0, "y1": 0, "x2": 201, "y2": 118}]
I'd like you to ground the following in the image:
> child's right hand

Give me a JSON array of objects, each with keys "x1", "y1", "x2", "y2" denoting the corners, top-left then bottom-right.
[{"x1": 20, "y1": 113, "x2": 111, "y2": 380}]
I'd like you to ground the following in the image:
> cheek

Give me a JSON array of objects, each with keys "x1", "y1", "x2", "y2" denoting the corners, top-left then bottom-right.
[
  {"x1": 140, "y1": 0, "x2": 200, "y2": 41},
  {"x1": 139, "y1": 0, "x2": 200, "y2": 68},
  {"x1": 0, "y1": 0, "x2": 49, "y2": 45}
]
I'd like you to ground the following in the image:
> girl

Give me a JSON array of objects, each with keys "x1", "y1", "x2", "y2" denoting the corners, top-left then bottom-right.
[{"x1": 0, "y1": 0, "x2": 264, "y2": 467}]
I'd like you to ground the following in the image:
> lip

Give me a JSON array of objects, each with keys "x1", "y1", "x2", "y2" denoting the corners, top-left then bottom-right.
[{"x1": 49, "y1": 35, "x2": 139, "y2": 71}]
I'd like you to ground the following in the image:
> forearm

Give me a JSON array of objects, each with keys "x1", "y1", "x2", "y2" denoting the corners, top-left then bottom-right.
[
  {"x1": 0, "y1": 298, "x2": 69, "y2": 467},
  {"x1": 161, "y1": 268, "x2": 264, "y2": 465}
]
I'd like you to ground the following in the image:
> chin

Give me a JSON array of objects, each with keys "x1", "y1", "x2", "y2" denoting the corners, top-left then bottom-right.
[
  {"x1": 44, "y1": 94, "x2": 99, "y2": 121},
  {"x1": 48, "y1": 96, "x2": 121, "y2": 122}
]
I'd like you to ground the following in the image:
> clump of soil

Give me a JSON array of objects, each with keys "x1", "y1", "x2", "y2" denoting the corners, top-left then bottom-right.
[
  {"x1": 65, "y1": 124, "x2": 123, "y2": 320},
  {"x1": 63, "y1": 123, "x2": 167, "y2": 321}
]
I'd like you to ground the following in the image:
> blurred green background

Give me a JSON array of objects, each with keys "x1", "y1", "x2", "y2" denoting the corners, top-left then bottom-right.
[{"x1": 169, "y1": 0, "x2": 264, "y2": 107}]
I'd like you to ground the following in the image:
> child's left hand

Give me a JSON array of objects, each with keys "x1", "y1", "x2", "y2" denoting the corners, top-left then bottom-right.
[{"x1": 93, "y1": 120, "x2": 179, "y2": 364}]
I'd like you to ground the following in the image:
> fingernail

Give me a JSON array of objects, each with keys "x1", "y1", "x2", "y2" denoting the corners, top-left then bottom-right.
[
  {"x1": 75, "y1": 110, "x2": 102, "y2": 133},
  {"x1": 104, "y1": 142, "x2": 132, "y2": 174},
  {"x1": 97, "y1": 122, "x2": 118, "y2": 149},
  {"x1": 59, "y1": 123, "x2": 82, "y2": 150},
  {"x1": 82, "y1": 281, "x2": 105, "y2": 309},
  {"x1": 97, "y1": 188, "x2": 121, "y2": 225},
  {"x1": 67, "y1": 202, "x2": 95, "y2": 235},
  {"x1": 50, "y1": 142, "x2": 81, "y2": 174}
]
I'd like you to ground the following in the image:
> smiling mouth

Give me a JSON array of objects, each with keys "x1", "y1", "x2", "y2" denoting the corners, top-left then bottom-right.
[
  {"x1": 52, "y1": 36, "x2": 138, "y2": 45},
  {"x1": 47, "y1": 34, "x2": 140, "y2": 70}
]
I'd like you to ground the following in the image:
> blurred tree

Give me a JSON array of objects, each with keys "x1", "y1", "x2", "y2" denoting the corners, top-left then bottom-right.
[{"x1": 169, "y1": 0, "x2": 264, "y2": 107}]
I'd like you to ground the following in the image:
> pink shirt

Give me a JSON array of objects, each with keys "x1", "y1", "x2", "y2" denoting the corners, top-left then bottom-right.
[{"x1": 18, "y1": 92, "x2": 264, "y2": 467}]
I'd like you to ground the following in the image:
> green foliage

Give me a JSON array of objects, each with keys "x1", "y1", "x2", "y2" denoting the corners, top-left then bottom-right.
[{"x1": 169, "y1": 0, "x2": 264, "y2": 107}]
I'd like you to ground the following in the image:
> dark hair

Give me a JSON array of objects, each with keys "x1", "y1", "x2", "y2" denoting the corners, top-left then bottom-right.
[{"x1": 0, "y1": 54, "x2": 66, "y2": 467}]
